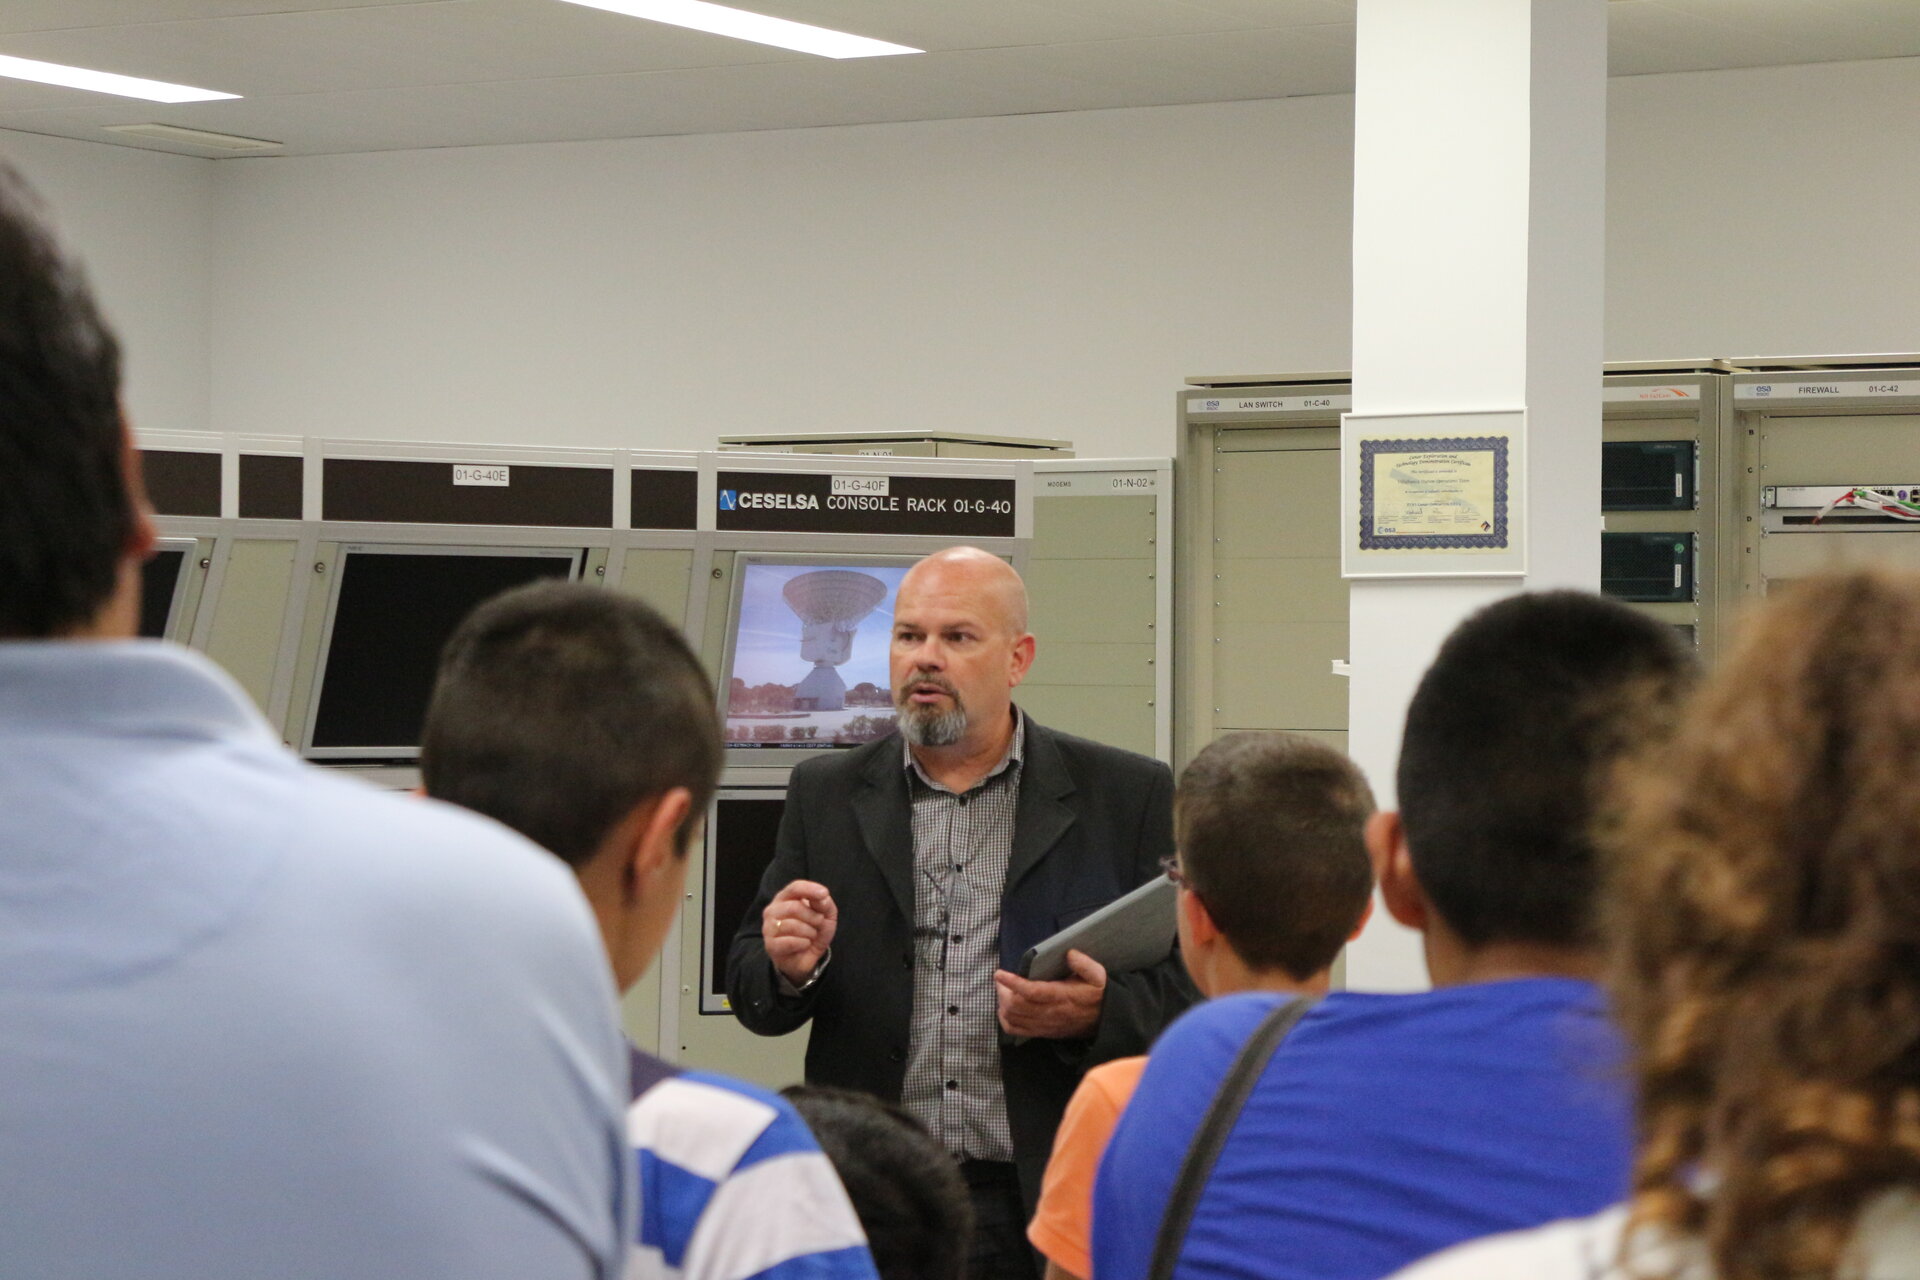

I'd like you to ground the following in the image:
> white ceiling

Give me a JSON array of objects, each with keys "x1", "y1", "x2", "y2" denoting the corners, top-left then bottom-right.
[{"x1": 0, "y1": 0, "x2": 1913, "y2": 158}]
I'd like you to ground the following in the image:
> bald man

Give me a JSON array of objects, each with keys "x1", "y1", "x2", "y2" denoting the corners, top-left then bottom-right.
[{"x1": 727, "y1": 548, "x2": 1196, "y2": 1280}]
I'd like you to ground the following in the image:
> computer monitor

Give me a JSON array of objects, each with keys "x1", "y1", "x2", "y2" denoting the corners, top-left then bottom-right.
[
  {"x1": 138, "y1": 539, "x2": 194, "y2": 640},
  {"x1": 718, "y1": 554, "x2": 914, "y2": 762},
  {"x1": 701, "y1": 791, "x2": 788, "y2": 1014},
  {"x1": 1601, "y1": 440, "x2": 1695, "y2": 511},
  {"x1": 302, "y1": 543, "x2": 580, "y2": 760},
  {"x1": 1601, "y1": 532, "x2": 1696, "y2": 604}
]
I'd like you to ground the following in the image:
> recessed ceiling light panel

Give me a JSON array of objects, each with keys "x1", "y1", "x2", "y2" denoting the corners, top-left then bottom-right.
[
  {"x1": 104, "y1": 123, "x2": 280, "y2": 153},
  {"x1": 556, "y1": 0, "x2": 920, "y2": 59},
  {"x1": 0, "y1": 53, "x2": 238, "y2": 103}
]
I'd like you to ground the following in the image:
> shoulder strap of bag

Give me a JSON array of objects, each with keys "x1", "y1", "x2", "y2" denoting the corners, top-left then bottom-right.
[{"x1": 1145, "y1": 996, "x2": 1316, "y2": 1280}]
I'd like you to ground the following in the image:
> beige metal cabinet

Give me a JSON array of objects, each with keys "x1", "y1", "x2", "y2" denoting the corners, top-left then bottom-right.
[
  {"x1": 1177, "y1": 367, "x2": 1742, "y2": 767},
  {"x1": 1734, "y1": 356, "x2": 1920, "y2": 598},
  {"x1": 1176, "y1": 377, "x2": 1353, "y2": 766}
]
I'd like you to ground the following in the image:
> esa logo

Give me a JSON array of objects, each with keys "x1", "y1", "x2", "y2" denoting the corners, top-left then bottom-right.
[
  {"x1": 718, "y1": 489, "x2": 738, "y2": 511},
  {"x1": 1753, "y1": 385, "x2": 1772, "y2": 397}
]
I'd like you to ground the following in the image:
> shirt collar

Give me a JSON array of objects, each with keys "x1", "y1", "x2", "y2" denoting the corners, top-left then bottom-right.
[
  {"x1": 0, "y1": 640, "x2": 278, "y2": 747},
  {"x1": 903, "y1": 705, "x2": 1025, "y2": 795}
]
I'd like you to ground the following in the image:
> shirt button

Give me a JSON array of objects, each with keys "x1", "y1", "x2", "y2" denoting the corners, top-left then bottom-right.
[
  {"x1": 948, "y1": 1005, "x2": 959, "y2": 1016},
  {"x1": 951, "y1": 933, "x2": 963, "y2": 944},
  {"x1": 945, "y1": 1080, "x2": 958, "y2": 1090}
]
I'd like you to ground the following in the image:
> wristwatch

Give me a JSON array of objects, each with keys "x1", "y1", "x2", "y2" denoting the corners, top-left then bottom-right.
[{"x1": 777, "y1": 947, "x2": 832, "y2": 997}]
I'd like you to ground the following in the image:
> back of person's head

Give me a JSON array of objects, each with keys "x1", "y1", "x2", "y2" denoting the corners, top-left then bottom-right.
[
  {"x1": 1397, "y1": 590, "x2": 1693, "y2": 949},
  {"x1": 1608, "y1": 571, "x2": 1920, "y2": 1280},
  {"x1": 0, "y1": 162, "x2": 131, "y2": 639},
  {"x1": 421, "y1": 582, "x2": 722, "y2": 864},
  {"x1": 1175, "y1": 731, "x2": 1375, "y2": 980},
  {"x1": 781, "y1": 1086, "x2": 971, "y2": 1280}
]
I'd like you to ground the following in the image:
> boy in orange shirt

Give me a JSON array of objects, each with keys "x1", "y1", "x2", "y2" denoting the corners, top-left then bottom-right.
[{"x1": 1025, "y1": 733, "x2": 1376, "y2": 1280}]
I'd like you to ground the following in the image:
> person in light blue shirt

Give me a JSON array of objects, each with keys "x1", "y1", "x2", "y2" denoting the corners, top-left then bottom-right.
[
  {"x1": 422, "y1": 583, "x2": 880, "y2": 1280},
  {"x1": 0, "y1": 162, "x2": 632, "y2": 1280},
  {"x1": 1094, "y1": 592, "x2": 1696, "y2": 1280}
]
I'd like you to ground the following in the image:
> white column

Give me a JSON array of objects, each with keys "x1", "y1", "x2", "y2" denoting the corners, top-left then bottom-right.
[{"x1": 1344, "y1": 0, "x2": 1607, "y2": 991}]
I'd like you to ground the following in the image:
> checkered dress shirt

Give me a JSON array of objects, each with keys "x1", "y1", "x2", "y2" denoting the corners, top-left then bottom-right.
[{"x1": 899, "y1": 712, "x2": 1025, "y2": 1163}]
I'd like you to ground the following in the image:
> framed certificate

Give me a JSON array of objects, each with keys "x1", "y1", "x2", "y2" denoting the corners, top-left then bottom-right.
[{"x1": 1342, "y1": 408, "x2": 1526, "y2": 578}]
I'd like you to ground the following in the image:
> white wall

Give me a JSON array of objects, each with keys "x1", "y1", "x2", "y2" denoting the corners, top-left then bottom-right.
[
  {"x1": 6, "y1": 55, "x2": 1917, "y2": 459},
  {"x1": 0, "y1": 131, "x2": 214, "y2": 438},
  {"x1": 1608, "y1": 56, "x2": 1920, "y2": 360},
  {"x1": 203, "y1": 55, "x2": 1920, "y2": 459},
  {"x1": 208, "y1": 97, "x2": 1355, "y2": 457}
]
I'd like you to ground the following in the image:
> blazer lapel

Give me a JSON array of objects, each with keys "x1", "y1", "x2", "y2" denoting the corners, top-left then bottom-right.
[
  {"x1": 1006, "y1": 722, "x2": 1078, "y2": 892},
  {"x1": 854, "y1": 740, "x2": 916, "y2": 921}
]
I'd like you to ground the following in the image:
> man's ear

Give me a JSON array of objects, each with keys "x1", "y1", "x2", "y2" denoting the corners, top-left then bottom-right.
[
  {"x1": 1366, "y1": 811, "x2": 1428, "y2": 932},
  {"x1": 1008, "y1": 632, "x2": 1036, "y2": 689},
  {"x1": 622, "y1": 787, "x2": 695, "y2": 903}
]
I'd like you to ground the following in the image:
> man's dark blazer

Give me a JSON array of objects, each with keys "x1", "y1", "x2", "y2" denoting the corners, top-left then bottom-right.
[{"x1": 725, "y1": 717, "x2": 1199, "y2": 1206}]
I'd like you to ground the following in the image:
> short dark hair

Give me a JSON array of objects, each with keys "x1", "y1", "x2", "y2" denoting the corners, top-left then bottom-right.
[
  {"x1": 0, "y1": 162, "x2": 129, "y2": 638},
  {"x1": 781, "y1": 1086, "x2": 971, "y2": 1280},
  {"x1": 1397, "y1": 590, "x2": 1693, "y2": 949},
  {"x1": 1175, "y1": 732, "x2": 1375, "y2": 980},
  {"x1": 421, "y1": 582, "x2": 723, "y2": 866}
]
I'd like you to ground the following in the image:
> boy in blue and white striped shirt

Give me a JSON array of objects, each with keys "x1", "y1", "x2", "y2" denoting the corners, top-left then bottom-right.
[
  {"x1": 627, "y1": 1052, "x2": 875, "y2": 1278},
  {"x1": 422, "y1": 583, "x2": 878, "y2": 1280}
]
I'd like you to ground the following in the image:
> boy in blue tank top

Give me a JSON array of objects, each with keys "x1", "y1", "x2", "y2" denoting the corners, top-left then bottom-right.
[{"x1": 1094, "y1": 592, "x2": 1694, "y2": 1280}]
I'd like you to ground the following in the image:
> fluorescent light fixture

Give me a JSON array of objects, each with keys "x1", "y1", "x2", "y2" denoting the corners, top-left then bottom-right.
[
  {"x1": 556, "y1": 0, "x2": 920, "y2": 59},
  {"x1": 0, "y1": 53, "x2": 238, "y2": 103},
  {"x1": 104, "y1": 123, "x2": 280, "y2": 153}
]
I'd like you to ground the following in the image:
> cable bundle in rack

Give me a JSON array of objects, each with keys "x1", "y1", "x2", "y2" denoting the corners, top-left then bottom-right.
[{"x1": 1812, "y1": 487, "x2": 1920, "y2": 524}]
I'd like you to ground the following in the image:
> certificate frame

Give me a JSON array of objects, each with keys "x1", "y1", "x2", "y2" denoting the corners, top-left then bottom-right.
[{"x1": 1342, "y1": 408, "x2": 1527, "y2": 579}]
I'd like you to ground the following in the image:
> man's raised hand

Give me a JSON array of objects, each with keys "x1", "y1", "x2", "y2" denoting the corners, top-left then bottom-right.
[{"x1": 763, "y1": 880, "x2": 837, "y2": 987}]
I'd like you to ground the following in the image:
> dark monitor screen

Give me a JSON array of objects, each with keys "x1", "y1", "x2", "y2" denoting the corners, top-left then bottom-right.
[
  {"x1": 138, "y1": 549, "x2": 187, "y2": 639},
  {"x1": 703, "y1": 794, "x2": 787, "y2": 1013},
  {"x1": 1601, "y1": 532, "x2": 1696, "y2": 604},
  {"x1": 1601, "y1": 440, "x2": 1695, "y2": 511},
  {"x1": 307, "y1": 547, "x2": 577, "y2": 756}
]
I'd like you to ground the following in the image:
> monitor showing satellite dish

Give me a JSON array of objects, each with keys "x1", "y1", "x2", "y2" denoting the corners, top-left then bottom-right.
[{"x1": 718, "y1": 554, "x2": 914, "y2": 753}]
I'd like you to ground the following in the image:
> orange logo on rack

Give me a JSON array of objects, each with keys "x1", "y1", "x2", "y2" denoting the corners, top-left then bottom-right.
[{"x1": 1636, "y1": 387, "x2": 1696, "y2": 400}]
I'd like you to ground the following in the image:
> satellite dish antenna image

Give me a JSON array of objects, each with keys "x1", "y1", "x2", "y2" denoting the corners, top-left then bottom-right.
[{"x1": 782, "y1": 570, "x2": 888, "y2": 711}]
